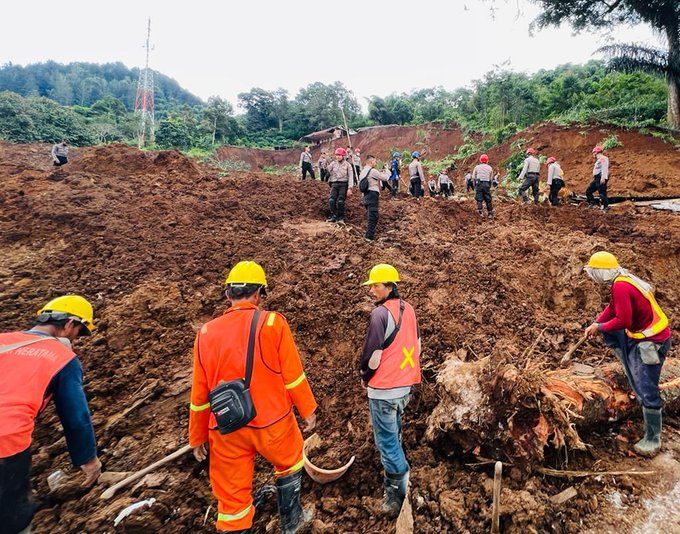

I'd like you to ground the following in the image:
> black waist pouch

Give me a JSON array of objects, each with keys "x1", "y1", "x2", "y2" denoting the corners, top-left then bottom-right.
[
  {"x1": 209, "y1": 310, "x2": 261, "y2": 435},
  {"x1": 209, "y1": 379, "x2": 256, "y2": 434}
]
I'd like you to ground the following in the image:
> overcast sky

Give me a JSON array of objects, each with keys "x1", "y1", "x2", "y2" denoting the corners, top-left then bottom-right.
[{"x1": 2, "y1": 0, "x2": 658, "y2": 111}]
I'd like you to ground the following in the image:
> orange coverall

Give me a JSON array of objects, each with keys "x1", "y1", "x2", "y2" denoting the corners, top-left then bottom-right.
[{"x1": 189, "y1": 302, "x2": 317, "y2": 531}]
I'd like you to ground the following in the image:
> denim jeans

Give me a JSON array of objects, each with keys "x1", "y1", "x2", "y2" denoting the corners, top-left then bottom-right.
[
  {"x1": 603, "y1": 330, "x2": 671, "y2": 409},
  {"x1": 369, "y1": 395, "x2": 410, "y2": 475}
]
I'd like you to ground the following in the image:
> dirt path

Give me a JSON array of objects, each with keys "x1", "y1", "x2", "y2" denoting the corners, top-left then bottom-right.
[{"x1": 0, "y1": 140, "x2": 678, "y2": 533}]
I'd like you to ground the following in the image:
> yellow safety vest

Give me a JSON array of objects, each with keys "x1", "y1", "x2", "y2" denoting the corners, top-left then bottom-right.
[{"x1": 614, "y1": 276, "x2": 669, "y2": 339}]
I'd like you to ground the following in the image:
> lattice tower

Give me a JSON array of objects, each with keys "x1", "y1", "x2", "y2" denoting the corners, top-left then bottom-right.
[{"x1": 134, "y1": 18, "x2": 155, "y2": 147}]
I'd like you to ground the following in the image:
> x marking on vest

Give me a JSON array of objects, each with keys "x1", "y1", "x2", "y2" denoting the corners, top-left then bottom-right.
[{"x1": 400, "y1": 347, "x2": 415, "y2": 370}]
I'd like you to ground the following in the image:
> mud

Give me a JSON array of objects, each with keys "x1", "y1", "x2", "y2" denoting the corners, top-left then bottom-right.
[{"x1": 0, "y1": 135, "x2": 679, "y2": 533}]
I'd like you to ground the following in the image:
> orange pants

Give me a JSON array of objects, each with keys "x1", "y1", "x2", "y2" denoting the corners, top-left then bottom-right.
[{"x1": 208, "y1": 412, "x2": 304, "y2": 532}]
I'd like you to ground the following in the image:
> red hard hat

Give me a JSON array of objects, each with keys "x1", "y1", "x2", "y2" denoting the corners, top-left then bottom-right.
[
  {"x1": 526, "y1": 147, "x2": 537, "y2": 155},
  {"x1": 355, "y1": 148, "x2": 360, "y2": 153},
  {"x1": 335, "y1": 148, "x2": 347, "y2": 157},
  {"x1": 479, "y1": 154, "x2": 489, "y2": 163},
  {"x1": 546, "y1": 156, "x2": 556, "y2": 164},
  {"x1": 592, "y1": 146, "x2": 603, "y2": 154}
]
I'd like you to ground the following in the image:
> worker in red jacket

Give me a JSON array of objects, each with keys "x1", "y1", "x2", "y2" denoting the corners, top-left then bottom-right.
[
  {"x1": 0, "y1": 295, "x2": 101, "y2": 534},
  {"x1": 189, "y1": 261, "x2": 318, "y2": 533},
  {"x1": 584, "y1": 251, "x2": 672, "y2": 457},
  {"x1": 360, "y1": 264, "x2": 421, "y2": 516}
]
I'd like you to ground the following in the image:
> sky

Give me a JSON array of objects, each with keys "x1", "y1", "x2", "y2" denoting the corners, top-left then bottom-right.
[{"x1": 2, "y1": 0, "x2": 660, "y2": 111}]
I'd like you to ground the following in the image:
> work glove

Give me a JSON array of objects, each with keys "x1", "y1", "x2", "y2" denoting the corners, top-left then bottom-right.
[{"x1": 80, "y1": 456, "x2": 102, "y2": 487}]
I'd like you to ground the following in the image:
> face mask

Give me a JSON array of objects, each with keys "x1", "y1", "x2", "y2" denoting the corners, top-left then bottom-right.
[{"x1": 584, "y1": 267, "x2": 618, "y2": 285}]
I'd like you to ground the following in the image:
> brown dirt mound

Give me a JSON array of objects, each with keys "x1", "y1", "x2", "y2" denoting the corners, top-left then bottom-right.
[{"x1": 0, "y1": 140, "x2": 679, "y2": 533}]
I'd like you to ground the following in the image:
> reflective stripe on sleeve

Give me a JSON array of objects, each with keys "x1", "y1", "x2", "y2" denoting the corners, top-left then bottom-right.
[
  {"x1": 284, "y1": 373, "x2": 306, "y2": 390},
  {"x1": 190, "y1": 401, "x2": 210, "y2": 412},
  {"x1": 217, "y1": 505, "x2": 252, "y2": 523},
  {"x1": 267, "y1": 312, "x2": 276, "y2": 326}
]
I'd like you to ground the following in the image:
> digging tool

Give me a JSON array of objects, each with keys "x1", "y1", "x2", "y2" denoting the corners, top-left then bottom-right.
[
  {"x1": 100, "y1": 444, "x2": 192, "y2": 499},
  {"x1": 491, "y1": 461, "x2": 502, "y2": 534},
  {"x1": 303, "y1": 433, "x2": 355, "y2": 484},
  {"x1": 560, "y1": 336, "x2": 587, "y2": 366}
]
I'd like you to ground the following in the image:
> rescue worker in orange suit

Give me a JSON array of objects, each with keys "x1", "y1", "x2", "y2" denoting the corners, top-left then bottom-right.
[
  {"x1": 584, "y1": 251, "x2": 672, "y2": 457},
  {"x1": 0, "y1": 295, "x2": 101, "y2": 534},
  {"x1": 359, "y1": 264, "x2": 421, "y2": 516},
  {"x1": 189, "y1": 261, "x2": 318, "y2": 534}
]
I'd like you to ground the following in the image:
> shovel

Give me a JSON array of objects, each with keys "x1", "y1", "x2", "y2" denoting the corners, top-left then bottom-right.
[
  {"x1": 560, "y1": 336, "x2": 587, "y2": 366},
  {"x1": 101, "y1": 444, "x2": 192, "y2": 499}
]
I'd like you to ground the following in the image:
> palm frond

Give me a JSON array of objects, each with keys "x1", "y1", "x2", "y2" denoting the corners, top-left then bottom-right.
[{"x1": 596, "y1": 43, "x2": 674, "y2": 77}]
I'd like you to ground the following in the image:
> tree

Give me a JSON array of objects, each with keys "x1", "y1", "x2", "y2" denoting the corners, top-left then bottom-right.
[
  {"x1": 237, "y1": 88, "x2": 278, "y2": 132},
  {"x1": 272, "y1": 88, "x2": 289, "y2": 133},
  {"x1": 0, "y1": 91, "x2": 35, "y2": 142},
  {"x1": 202, "y1": 96, "x2": 240, "y2": 144},
  {"x1": 294, "y1": 81, "x2": 360, "y2": 132},
  {"x1": 530, "y1": 0, "x2": 680, "y2": 128}
]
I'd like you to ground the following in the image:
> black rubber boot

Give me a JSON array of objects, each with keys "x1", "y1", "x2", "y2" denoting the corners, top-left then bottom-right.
[
  {"x1": 276, "y1": 471, "x2": 312, "y2": 534},
  {"x1": 327, "y1": 198, "x2": 336, "y2": 222},
  {"x1": 633, "y1": 407, "x2": 662, "y2": 457},
  {"x1": 383, "y1": 471, "x2": 409, "y2": 517}
]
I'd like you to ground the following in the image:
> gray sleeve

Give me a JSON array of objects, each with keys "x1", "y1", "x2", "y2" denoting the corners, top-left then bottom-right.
[
  {"x1": 601, "y1": 157, "x2": 609, "y2": 181},
  {"x1": 360, "y1": 307, "x2": 389, "y2": 382},
  {"x1": 517, "y1": 159, "x2": 529, "y2": 180}
]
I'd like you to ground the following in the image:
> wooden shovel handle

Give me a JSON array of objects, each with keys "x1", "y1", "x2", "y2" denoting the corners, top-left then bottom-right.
[
  {"x1": 560, "y1": 336, "x2": 587, "y2": 366},
  {"x1": 100, "y1": 444, "x2": 192, "y2": 500}
]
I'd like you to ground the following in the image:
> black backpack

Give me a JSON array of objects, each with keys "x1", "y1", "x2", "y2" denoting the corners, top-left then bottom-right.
[{"x1": 359, "y1": 169, "x2": 370, "y2": 193}]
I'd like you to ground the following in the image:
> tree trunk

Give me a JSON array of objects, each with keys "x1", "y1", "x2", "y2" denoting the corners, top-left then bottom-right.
[
  {"x1": 667, "y1": 76, "x2": 680, "y2": 129},
  {"x1": 426, "y1": 354, "x2": 680, "y2": 466},
  {"x1": 666, "y1": 25, "x2": 680, "y2": 128}
]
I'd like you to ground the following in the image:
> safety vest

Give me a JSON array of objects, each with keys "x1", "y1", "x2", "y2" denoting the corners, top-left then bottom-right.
[
  {"x1": 368, "y1": 299, "x2": 421, "y2": 389},
  {"x1": 0, "y1": 332, "x2": 75, "y2": 458},
  {"x1": 614, "y1": 275, "x2": 669, "y2": 339},
  {"x1": 194, "y1": 308, "x2": 301, "y2": 429}
]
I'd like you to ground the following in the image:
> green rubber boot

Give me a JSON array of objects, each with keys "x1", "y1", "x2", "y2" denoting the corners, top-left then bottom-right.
[{"x1": 633, "y1": 407, "x2": 662, "y2": 457}]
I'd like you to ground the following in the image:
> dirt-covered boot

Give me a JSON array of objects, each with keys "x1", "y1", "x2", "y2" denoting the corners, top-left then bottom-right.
[
  {"x1": 633, "y1": 407, "x2": 662, "y2": 457},
  {"x1": 383, "y1": 471, "x2": 409, "y2": 517},
  {"x1": 276, "y1": 471, "x2": 313, "y2": 534}
]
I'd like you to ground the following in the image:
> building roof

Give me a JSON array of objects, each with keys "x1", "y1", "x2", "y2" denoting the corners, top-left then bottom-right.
[{"x1": 299, "y1": 126, "x2": 355, "y2": 143}]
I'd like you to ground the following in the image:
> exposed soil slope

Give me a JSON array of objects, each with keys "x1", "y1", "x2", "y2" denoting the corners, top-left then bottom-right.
[
  {"x1": 216, "y1": 123, "x2": 680, "y2": 199},
  {"x1": 0, "y1": 140, "x2": 679, "y2": 533}
]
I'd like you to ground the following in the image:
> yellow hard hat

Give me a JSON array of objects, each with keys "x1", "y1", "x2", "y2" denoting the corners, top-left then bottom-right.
[
  {"x1": 586, "y1": 251, "x2": 620, "y2": 270},
  {"x1": 362, "y1": 263, "x2": 400, "y2": 286},
  {"x1": 225, "y1": 261, "x2": 268, "y2": 287},
  {"x1": 37, "y1": 295, "x2": 95, "y2": 335}
]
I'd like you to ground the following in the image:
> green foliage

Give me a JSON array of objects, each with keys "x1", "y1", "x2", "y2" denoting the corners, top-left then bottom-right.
[
  {"x1": 211, "y1": 158, "x2": 251, "y2": 173},
  {"x1": 0, "y1": 91, "x2": 95, "y2": 144},
  {"x1": 502, "y1": 138, "x2": 531, "y2": 180},
  {"x1": 0, "y1": 61, "x2": 202, "y2": 113},
  {"x1": 600, "y1": 135, "x2": 623, "y2": 150},
  {"x1": 183, "y1": 147, "x2": 215, "y2": 158},
  {"x1": 454, "y1": 141, "x2": 481, "y2": 160},
  {"x1": 426, "y1": 155, "x2": 457, "y2": 174},
  {"x1": 530, "y1": 0, "x2": 680, "y2": 127},
  {"x1": 262, "y1": 164, "x2": 298, "y2": 175}
]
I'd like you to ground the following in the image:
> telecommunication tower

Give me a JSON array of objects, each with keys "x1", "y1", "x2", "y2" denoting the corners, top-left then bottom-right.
[{"x1": 134, "y1": 18, "x2": 155, "y2": 147}]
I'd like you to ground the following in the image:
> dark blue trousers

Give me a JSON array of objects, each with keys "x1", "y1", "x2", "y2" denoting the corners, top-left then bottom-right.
[{"x1": 602, "y1": 330, "x2": 671, "y2": 409}]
